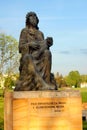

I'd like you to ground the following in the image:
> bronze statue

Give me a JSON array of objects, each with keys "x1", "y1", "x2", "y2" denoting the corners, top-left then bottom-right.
[{"x1": 14, "y1": 11, "x2": 57, "y2": 91}]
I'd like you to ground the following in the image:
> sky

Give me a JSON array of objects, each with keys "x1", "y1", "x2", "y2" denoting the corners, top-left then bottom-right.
[{"x1": 0, "y1": 0, "x2": 87, "y2": 76}]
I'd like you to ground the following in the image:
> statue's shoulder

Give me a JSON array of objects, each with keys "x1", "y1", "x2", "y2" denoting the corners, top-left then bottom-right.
[
  {"x1": 38, "y1": 30, "x2": 43, "y2": 34},
  {"x1": 20, "y1": 27, "x2": 29, "y2": 34},
  {"x1": 37, "y1": 30, "x2": 44, "y2": 38}
]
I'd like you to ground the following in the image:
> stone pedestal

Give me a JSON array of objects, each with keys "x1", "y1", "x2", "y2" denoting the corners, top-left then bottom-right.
[{"x1": 4, "y1": 90, "x2": 82, "y2": 130}]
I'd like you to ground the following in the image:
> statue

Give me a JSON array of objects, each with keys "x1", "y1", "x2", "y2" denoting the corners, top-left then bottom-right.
[{"x1": 14, "y1": 11, "x2": 57, "y2": 91}]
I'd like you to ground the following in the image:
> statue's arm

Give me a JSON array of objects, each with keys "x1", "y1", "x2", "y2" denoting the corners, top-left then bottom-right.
[
  {"x1": 39, "y1": 37, "x2": 53, "y2": 53},
  {"x1": 32, "y1": 37, "x2": 53, "y2": 58},
  {"x1": 19, "y1": 29, "x2": 28, "y2": 53},
  {"x1": 19, "y1": 29, "x2": 40, "y2": 54},
  {"x1": 28, "y1": 31, "x2": 44, "y2": 50}
]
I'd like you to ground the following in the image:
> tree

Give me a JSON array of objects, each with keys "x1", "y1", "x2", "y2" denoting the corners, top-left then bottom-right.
[
  {"x1": 4, "y1": 74, "x2": 19, "y2": 89},
  {"x1": 80, "y1": 75, "x2": 87, "y2": 83},
  {"x1": 0, "y1": 33, "x2": 20, "y2": 74},
  {"x1": 65, "y1": 71, "x2": 81, "y2": 87},
  {"x1": 55, "y1": 72, "x2": 67, "y2": 88}
]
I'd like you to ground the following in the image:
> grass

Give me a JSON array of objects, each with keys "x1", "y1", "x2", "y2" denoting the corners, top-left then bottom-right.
[
  {"x1": 83, "y1": 120, "x2": 87, "y2": 130},
  {"x1": 0, "y1": 96, "x2": 4, "y2": 130},
  {"x1": 78, "y1": 88, "x2": 87, "y2": 129},
  {"x1": 74, "y1": 88, "x2": 87, "y2": 102},
  {"x1": 81, "y1": 92, "x2": 87, "y2": 102},
  {"x1": 0, "y1": 88, "x2": 87, "y2": 130}
]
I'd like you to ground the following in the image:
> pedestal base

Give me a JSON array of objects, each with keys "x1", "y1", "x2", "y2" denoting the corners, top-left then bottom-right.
[{"x1": 4, "y1": 90, "x2": 82, "y2": 130}]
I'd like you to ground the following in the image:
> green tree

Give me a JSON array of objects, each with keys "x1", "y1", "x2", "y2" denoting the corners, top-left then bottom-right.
[
  {"x1": 55, "y1": 72, "x2": 67, "y2": 88},
  {"x1": 0, "y1": 33, "x2": 19, "y2": 74},
  {"x1": 4, "y1": 76, "x2": 15, "y2": 89},
  {"x1": 80, "y1": 75, "x2": 87, "y2": 83},
  {"x1": 65, "y1": 71, "x2": 81, "y2": 87},
  {"x1": 4, "y1": 74, "x2": 19, "y2": 90}
]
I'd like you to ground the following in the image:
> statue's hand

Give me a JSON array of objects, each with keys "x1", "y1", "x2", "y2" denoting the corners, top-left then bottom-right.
[
  {"x1": 32, "y1": 51, "x2": 41, "y2": 59},
  {"x1": 46, "y1": 37, "x2": 53, "y2": 47},
  {"x1": 29, "y1": 42, "x2": 40, "y2": 49}
]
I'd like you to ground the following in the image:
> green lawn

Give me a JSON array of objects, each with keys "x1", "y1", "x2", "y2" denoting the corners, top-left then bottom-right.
[
  {"x1": 0, "y1": 96, "x2": 4, "y2": 130},
  {"x1": 74, "y1": 88, "x2": 87, "y2": 102},
  {"x1": 77, "y1": 88, "x2": 87, "y2": 129},
  {"x1": 83, "y1": 120, "x2": 87, "y2": 130},
  {"x1": 0, "y1": 88, "x2": 87, "y2": 130}
]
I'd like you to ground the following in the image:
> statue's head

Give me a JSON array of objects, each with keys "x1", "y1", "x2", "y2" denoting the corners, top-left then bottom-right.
[{"x1": 26, "y1": 12, "x2": 39, "y2": 29}]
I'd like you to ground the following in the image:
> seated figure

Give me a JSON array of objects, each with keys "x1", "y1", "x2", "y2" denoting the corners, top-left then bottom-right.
[{"x1": 15, "y1": 12, "x2": 57, "y2": 91}]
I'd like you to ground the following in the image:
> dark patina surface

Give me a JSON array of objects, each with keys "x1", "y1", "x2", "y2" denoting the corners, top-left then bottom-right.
[{"x1": 15, "y1": 12, "x2": 57, "y2": 91}]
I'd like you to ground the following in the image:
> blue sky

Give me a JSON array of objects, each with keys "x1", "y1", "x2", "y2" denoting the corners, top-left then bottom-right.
[{"x1": 0, "y1": 0, "x2": 87, "y2": 76}]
